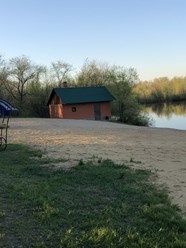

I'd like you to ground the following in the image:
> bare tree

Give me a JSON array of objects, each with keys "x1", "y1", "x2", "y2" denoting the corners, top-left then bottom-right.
[
  {"x1": 51, "y1": 60, "x2": 73, "y2": 87},
  {"x1": 0, "y1": 55, "x2": 9, "y2": 98},
  {"x1": 5, "y1": 56, "x2": 43, "y2": 110}
]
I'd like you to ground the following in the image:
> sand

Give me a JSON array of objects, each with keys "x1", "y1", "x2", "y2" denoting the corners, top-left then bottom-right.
[{"x1": 8, "y1": 118, "x2": 186, "y2": 215}]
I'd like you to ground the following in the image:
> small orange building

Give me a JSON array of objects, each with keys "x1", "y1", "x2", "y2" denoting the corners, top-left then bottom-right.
[{"x1": 47, "y1": 86, "x2": 115, "y2": 120}]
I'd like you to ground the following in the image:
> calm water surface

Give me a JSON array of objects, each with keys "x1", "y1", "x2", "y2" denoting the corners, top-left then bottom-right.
[{"x1": 144, "y1": 102, "x2": 186, "y2": 130}]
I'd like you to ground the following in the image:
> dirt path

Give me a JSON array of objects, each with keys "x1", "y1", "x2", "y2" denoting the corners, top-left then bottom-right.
[{"x1": 9, "y1": 118, "x2": 186, "y2": 214}]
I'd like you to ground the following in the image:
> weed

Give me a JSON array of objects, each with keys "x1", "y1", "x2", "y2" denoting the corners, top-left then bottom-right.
[
  {"x1": 130, "y1": 157, "x2": 142, "y2": 164},
  {"x1": 34, "y1": 202, "x2": 59, "y2": 222},
  {"x1": 78, "y1": 158, "x2": 84, "y2": 166},
  {"x1": 98, "y1": 158, "x2": 102, "y2": 163},
  {"x1": 0, "y1": 211, "x2": 5, "y2": 218},
  {"x1": 0, "y1": 233, "x2": 5, "y2": 239}
]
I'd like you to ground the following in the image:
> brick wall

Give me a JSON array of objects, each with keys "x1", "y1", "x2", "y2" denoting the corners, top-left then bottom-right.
[
  {"x1": 49, "y1": 100, "x2": 112, "y2": 120},
  {"x1": 63, "y1": 102, "x2": 111, "y2": 120},
  {"x1": 100, "y1": 102, "x2": 111, "y2": 119},
  {"x1": 63, "y1": 103, "x2": 94, "y2": 119}
]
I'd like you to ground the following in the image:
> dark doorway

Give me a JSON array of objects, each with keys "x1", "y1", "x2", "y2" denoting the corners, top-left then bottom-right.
[{"x1": 94, "y1": 104, "x2": 101, "y2": 120}]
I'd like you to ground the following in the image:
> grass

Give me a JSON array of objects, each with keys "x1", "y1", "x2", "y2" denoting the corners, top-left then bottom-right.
[{"x1": 0, "y1": 144, "x2": 186, "y2": 248}]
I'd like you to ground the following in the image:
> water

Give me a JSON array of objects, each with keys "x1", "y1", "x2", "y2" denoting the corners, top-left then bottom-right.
[{"x1": 144, "y1": 102, "x2": 186, "y2": 130}]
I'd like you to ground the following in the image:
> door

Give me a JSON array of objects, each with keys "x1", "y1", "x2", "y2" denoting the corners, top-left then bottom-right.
[
  {"x1": 50, "y1": 104, "x2": 63, "y2": 118},
  {"x1": 94, "y1": 103, "x2": 101, "y2": 120}
]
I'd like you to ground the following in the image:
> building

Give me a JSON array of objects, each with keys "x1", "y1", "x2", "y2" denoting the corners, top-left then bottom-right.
[{"x1": 47, "y1": 86, "x2": 115, "y2": 120}]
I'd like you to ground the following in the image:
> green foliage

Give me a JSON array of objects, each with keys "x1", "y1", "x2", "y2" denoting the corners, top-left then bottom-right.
[
  {"x1": 0, "y1": 144, "x2": 186, "y2": 247},
  {"x1": 76, "y1": 59, "x2": 111, "y2": 87},
  {"x1": 107, "y1": 66, "x2": 150, "y2": 126}
]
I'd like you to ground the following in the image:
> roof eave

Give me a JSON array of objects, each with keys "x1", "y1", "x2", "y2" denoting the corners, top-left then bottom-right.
[{"x1": 62, "y1": 99, "x2": 115, "y2": 105}]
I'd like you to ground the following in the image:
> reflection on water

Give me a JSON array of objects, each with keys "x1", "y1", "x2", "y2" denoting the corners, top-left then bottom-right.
[
  {"x1": 145, "y1": 102, "x2": 186, "y2": 118},
  {"x1": 144, "y1": 101, "x2": 186, "y2": 130}
]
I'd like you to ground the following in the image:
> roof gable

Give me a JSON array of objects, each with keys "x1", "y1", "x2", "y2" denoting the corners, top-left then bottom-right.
[{"x1": 48, "y1": 86, "x2": 115, "y2": 105}]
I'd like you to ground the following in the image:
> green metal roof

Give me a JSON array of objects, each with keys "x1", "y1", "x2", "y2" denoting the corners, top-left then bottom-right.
[{"x1": 48, "y1": 86, "x2": 115, "y2": 105}]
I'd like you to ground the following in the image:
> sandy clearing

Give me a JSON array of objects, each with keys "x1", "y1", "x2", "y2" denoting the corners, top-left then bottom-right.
[{"x1": 8, "y1": 118, "x2": 186, "y2": 215}]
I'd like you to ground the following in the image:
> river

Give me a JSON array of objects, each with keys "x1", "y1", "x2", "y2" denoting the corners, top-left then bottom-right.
[{"x1": 143, "y1": 101, "x2": 186, "y2": 130}]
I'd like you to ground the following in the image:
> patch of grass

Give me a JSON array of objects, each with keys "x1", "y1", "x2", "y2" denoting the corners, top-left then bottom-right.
[
  {"x1": 0, "y1": 211, "x2": 5, "y2": 218},
  {"x1": 0, "y1": 144, "x2": 186, "y2": 247}
]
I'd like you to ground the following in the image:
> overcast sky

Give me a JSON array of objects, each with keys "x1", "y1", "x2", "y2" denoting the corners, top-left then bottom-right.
[{"x1": 0, "y1": 0, "x2": 186, "y2": 81}]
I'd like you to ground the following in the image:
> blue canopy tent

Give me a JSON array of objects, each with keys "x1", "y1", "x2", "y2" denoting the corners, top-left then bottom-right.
[{"x1": 0, "y1": 98, "x2": 17, "y2": 150}]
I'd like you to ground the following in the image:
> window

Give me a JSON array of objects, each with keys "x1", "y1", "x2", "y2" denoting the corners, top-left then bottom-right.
[{"x1": 72, "y1": 107, "x2": 76, "y2": 112}]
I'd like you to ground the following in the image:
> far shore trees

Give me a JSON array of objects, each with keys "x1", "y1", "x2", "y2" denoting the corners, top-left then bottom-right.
[{"x1": 134, "y1": 77, "x2": 186, "y2": 103}]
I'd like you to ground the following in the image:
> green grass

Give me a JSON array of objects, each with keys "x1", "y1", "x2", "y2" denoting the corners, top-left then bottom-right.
[{"x1": 0, "y1": 144, "x2": 186, "y2": 248}]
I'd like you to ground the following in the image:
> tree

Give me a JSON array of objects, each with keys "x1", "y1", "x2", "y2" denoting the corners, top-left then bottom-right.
[
  {"x1": 76, "y1": 61, "x2": 149, "y2": 125},
  {"x1": 108, "y1": 66, "x2": 149, "y2": 126},
  {"x1": 0, "y1": 55, "x2": 9, "y2": 99},
  {"x1": 76, "y1": 59, "x2": 111, "y2": 86},
  {"x1": 25, "y1": 80, "x2": 53, "y2": 117},
  {"x1": 4, "y1": 56, "x2": 43, "y2": 111},
  {"x1": 51, "y1": 60, "x2": 73, "y2": 87}
]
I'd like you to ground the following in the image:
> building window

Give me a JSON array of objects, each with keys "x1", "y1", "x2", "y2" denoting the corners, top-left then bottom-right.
[{"x1": 72, "y1": 107, "x2": 76, "y2": 112}]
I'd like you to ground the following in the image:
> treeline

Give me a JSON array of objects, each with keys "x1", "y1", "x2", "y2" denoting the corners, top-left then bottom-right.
[
  {"x1": 134, "y1": 77, "x2": 186, "y2": 104},
  {"x1": 0, "y1": 55, "x2": 149, "y2": 126}
]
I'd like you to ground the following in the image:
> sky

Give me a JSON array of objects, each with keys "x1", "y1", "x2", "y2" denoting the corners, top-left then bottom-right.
[{"x1": 0, "y1": 0, "x2": 186, "y2": 81}]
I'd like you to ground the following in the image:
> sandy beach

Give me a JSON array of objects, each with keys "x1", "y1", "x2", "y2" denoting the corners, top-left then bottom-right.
[{"x1": 8, "y1": 118, "x2": 186, "y2": 215}]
